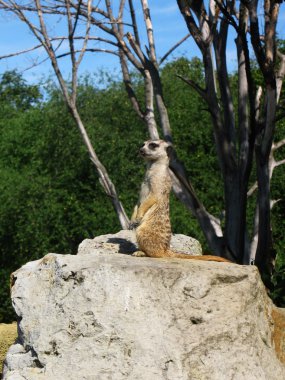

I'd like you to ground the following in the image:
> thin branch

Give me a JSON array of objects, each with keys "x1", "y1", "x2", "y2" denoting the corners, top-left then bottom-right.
[
  {"x1": 255, "y1": 86, "x2": 263, "y2": 122},
  {"x1": 177, "y1": 74, "x2": 208, "y2": 103},
  {"x1": 272, "y1": 138, "x2": 285, "y2": 151},
  {"x1": 116, "y1": 6, "x2": 145, "y2": 122},
  {"x1": 126, "y1": 32, "x2": 146, "y2": 65},
  {"x1": 0, "y1": 33, "x2": 121, "y2": 70},
  {"x1": 215, "y1": 0, "x2": 239, "y2": 32},
  {"x1": 76, "y1": 0, "x2": 92, "y2": 67},
  {"x1": 276, "y1": 50, "x2": 285, "y2": 103},
  {"x1": 71, "y1": 0, "x2": 83, "y2": 35},
  {"x1": 274, "y1": 159, "x2": 285, "y2": 168},
  {"x1": 141, "y1": 0, "x2": 156, "y2": 63},
  {"x1": 128, "y1": 0, "x2": 140, "y2": 45},
  {"x1": 118, "y1": 0, "x2": 126, "y2": 21},
  {"x1": 159, "y1": 33, "x2": 191, "y2": 65},
  {"x1": 22, "y1": 38, "x2": 65, "y2": 72},
  {"x1": 65, "y1": 0, "x2": 77, "y2": 102},
  {"x1": 102, "y1": 2, "x2": 144, "y2": 70},
  {"x1": 0, "y1": 43, "x2": 44, "y2": 59},
  {"x1": 56, "y1": 48, "x2": 119, "y2": 59},
  {"x1": 247, "y1": 182, "x2": 258, "y2": 197}
]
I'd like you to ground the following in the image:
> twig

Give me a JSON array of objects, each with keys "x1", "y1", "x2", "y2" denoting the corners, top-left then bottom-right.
[
  {"x1": 159, "y1": 33, "x2": 191, "y2": 65},
  {"x1": 177, "y1": 74, "x2": 208, "y2": 102}
]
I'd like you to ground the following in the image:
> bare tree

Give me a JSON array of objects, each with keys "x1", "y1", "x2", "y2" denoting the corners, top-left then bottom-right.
[
  {"x1": 0, "y1": 0, "x2": 129, "y2": 229},
  {"x1": 176, "y1": 0, "x2": 285, "y2": 271}
]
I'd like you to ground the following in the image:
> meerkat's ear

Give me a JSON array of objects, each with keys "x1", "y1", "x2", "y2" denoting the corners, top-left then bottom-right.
[{"x1": 166, "y1": 145, "x2": 174, "y2": 158}]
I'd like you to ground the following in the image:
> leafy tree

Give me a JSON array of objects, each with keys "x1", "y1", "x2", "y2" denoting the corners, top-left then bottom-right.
[{"x1": 0, "y1": 70, "x2": 41, "y2": 112}]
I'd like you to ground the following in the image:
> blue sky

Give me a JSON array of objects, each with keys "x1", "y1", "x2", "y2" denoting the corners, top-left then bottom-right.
[{"x1": 0, "y1": 1, "x2": 284, "y2": 84}]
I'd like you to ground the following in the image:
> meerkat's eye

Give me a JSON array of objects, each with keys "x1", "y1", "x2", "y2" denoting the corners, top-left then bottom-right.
[{"x1": 148, "y1": 142, "x2": 159, "y2": 150}]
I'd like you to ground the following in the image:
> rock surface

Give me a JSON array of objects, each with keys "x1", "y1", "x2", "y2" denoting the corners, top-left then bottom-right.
[
  {"x1": 3, "y1": 231, "x2": 285, "y2": 380},
  {"x1": 77, "y1": 229, "x2": 203, "y2": 256}
]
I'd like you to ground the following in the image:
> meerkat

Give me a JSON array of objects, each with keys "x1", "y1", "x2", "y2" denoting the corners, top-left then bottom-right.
[{"x1": 130, "y1": 139, "x2": 229, "y2": 262}]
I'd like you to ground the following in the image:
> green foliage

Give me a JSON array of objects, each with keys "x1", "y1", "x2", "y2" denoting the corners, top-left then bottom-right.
[{"x1": 0, "y1": 70, "x2": 41, "y2": 113}]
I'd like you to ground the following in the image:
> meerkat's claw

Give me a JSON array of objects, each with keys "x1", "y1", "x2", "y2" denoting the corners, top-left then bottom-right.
[{"x1": 132, "y1": 250, "x2": 146, "y2": 257}]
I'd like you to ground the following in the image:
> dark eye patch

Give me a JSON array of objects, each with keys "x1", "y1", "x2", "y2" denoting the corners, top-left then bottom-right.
[{"x1": 148, "y1": 142, "x2": 159, "y2": 150}]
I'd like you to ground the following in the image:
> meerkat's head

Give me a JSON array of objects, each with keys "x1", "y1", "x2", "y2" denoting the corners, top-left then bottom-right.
[{"x1": 139, "y1": 140, "x2": 173, "y2": 162}]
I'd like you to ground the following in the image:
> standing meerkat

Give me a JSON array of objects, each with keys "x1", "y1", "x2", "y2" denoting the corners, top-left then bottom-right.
[{"x1": 131, "y1": 139, "x2": 229, "y2": 262}]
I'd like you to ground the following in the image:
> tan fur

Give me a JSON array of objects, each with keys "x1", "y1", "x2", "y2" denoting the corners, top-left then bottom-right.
[{"x1": 131, "y1": 140, "x2": 229, "y2": 263}]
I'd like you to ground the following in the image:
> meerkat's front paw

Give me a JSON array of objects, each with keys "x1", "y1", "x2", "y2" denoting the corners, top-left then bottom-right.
[{"x1": 132, "y1": 250, "x2": 146, "y2": 257}]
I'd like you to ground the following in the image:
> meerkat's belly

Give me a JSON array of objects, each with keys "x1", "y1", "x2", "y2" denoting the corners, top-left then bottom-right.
[{"x1": 136, "y1": 206, "x2": 171, "y2": 257}]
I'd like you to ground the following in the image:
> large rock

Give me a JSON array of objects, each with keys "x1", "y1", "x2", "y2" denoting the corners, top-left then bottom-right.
[{"x1": 3, "y1": 231, "x2": 285, "y2": 380}]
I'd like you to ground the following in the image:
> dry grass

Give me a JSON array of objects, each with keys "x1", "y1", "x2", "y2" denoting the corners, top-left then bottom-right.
[{"x1": 0, "y1": 323, "x2": 17, "y2": 376}]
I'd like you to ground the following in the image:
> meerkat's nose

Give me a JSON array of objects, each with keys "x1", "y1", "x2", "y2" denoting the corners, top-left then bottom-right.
[{"x1": 139, "y1": 145, "x2": 146, "y2": 156}]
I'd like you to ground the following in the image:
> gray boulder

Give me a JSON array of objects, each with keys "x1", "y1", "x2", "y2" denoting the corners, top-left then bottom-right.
[{"x1": 3, "y1": 231, "x2": 285, "y2": 380}]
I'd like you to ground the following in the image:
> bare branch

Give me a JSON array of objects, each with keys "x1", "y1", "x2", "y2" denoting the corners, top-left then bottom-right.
[
  {"x1": 128, "y1": 0, "x2": 141, "y2": 45},
  {"x1": 116, "y1": 6, "x2": 146, "y2": 123},
  {"x1": 214, "y1": 0, "x2": 239, "y2": 32},
  {"x1": 126, "y1": 32, "x2": 146, "y2": 65},
  {"x1": 141, "y1": 0, "x2": 156, "y2": 63},
  {"x1": 245, "y1": 0, "x2": 266, "y2": 76},
  {"x1": 119, "y1": 51, "x2": 145, "y2": 120},
  {"x1": 56, "y1": 48, "x2": 119, "y2": 59},
  {"x1": 272, "y1": 138, "x2": 285, "y2": 151},
  {"x1": 274, "y1": 159, "x2": 285, "y2": 168},
  {"x1": 118, "y1": 0, "x2": 126, "y2": 21},
  {"x1": 76, "y1": 0, "x2": 92, "y2": 67},
  {"x1": 255, "y1": 86, "x2": 263, "y2": 122},
  {"x1": 176, "y1": 0, "x2": 205, "y2": 52},
  {"x1": 177, "y1": 75, "x2": 208, "y2": 103},
  {"x1": 159, "y1": 33, "x2": 191, "y2": 65},
  {"x1": 276, "y1": 50, "x2": 285, "y2": 103},
  {"x1": 102, "y1": 2, "x2": 144, "y2": 70},
  {"x1": 247, "y1": 182, "x2": 258, "y2": 197},
  {"x1": 213, "y1": 5, "x2": 235, "y2": 145},
  {"x1": 0, "y1": 43, "x2": 44, "y2": 59},
  {"x1": 143, "y1": 69, "x2": 160, "y2": 139},
  {"x1": 65, "y1": 0, "x2": 78, "y2": 101}
]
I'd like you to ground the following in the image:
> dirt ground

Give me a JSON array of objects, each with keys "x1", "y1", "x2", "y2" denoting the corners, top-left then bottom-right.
[{"x1": 0, "y1": 323, "x2": 17, "y2": 376}]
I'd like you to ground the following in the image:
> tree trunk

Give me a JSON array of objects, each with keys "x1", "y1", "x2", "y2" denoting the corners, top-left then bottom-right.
[
  {"x1": 254, "y1": 154, "x2": 273, "y2": 273},
  {"x1": 254, "y1": 85, "x2": 277, "y2": 273},
  {"x1": 224, "y1": 174, "x2": 243, "y2": 262}
]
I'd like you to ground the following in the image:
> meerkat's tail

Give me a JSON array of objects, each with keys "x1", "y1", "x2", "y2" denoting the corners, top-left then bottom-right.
[{"x1": 166, "y1": 250, "x2": 231, "y2": 263}]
